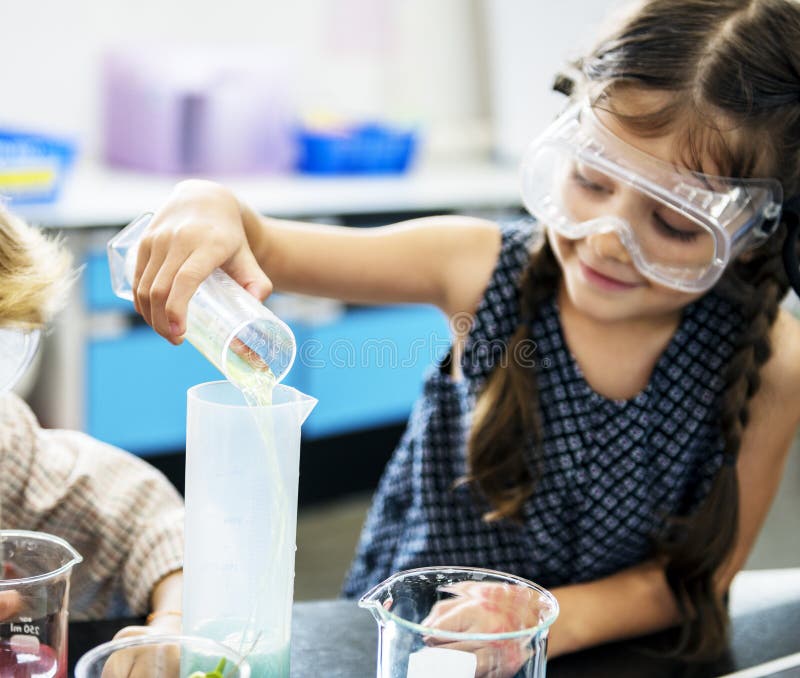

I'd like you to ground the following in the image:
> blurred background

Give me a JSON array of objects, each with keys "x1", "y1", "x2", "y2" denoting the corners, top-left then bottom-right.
[{"x1": 3, "y1": 0, "x2": 797, "y2": 600}]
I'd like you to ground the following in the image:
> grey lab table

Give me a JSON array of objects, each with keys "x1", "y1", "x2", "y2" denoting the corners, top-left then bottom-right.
[{"x1": 69, "y1": 569, "x2": 800, "y2": 677}]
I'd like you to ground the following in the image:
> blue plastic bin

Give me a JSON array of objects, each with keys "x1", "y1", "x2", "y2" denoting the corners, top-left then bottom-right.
[
  {"x1": 296, "y1": 123, "x2": 417, "y2": 175},
  {"x1": 0, "y1": 129, "x2": 76, "y2": 204}
]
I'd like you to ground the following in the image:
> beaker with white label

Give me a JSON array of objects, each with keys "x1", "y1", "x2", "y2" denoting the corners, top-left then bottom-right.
[
  {"x1": 0, "y1": 530, "x2": 82, "y2": 678},
  {"x1": 359, "y1": 566, "x2": 559, "y2": 678}
]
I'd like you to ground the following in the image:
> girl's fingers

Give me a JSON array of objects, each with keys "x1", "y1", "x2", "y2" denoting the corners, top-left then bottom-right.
[
  {"x1": 148, "y1": 245, "x2": 193, "y2": 342},
  {"x1": 420, "y1": 597, "x2": 464, "y2": 628},
  {"x1": 224, "y1": 246, "x2": 273, "y2": 301},
  {"x1": 420, "y1": 601, "x2": 477, "y2": 635},
  {"x1": 132, "y1": 236, "x2": 152, "y2": 317},
  {"x1": 163, "y1": 251, "x2": 222, "y2": 340},
  {"x1": 134, "y1": 245, "x2": 168, "y2": 328}
]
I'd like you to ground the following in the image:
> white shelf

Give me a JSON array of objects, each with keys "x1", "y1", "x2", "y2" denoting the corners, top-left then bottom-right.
[{"x1": 16, "y1": 159, "x2": 523, "y2": 229}]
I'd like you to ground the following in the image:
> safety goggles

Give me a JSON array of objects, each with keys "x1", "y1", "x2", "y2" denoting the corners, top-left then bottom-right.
[
  {"x1": 520, "y1": 101, "x2": 784, "y2": 292},
  {"x1": 0, "y1": 327, "x2": 41, "y2": 393}
]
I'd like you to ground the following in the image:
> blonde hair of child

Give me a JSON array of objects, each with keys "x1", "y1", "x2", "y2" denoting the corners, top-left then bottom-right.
[{"x1": 0, "y1": 207, "x2": 73, "y2": 330}]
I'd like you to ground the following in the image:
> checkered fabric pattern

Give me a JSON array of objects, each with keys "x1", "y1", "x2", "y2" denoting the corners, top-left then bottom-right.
[
  {"x1": 0, "y1": 393, "x2": 184, "y2": 620},
  {"x1": 343, "y1": 219, "x2": 741, "y2": 597}
]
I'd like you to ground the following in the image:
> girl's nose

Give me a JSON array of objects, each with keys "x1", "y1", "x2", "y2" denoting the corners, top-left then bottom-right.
[{"x1": 586, "y1": 230, "x2": 633, "y2": 264}]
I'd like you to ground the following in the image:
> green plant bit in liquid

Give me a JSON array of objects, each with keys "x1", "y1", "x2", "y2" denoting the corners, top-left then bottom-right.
[{"x1": 188, "y1": 656, "x2": 227, "y2": 678}]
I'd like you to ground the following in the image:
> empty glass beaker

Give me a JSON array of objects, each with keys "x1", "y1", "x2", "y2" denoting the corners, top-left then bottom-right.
[
  {"x1": 0, "y1": 530, "x2": 83, "y2": 678},
  {"x1": 359, "y1": 566, "x2": 559, "y2": 678},
  {"x1": 183, "y1": 380, "x2": 317, "y2": 678},
  {"x1": 107, "y1": 213, "x2": 296, "y2": 386},
  {"x1": 74, "y1": 633, "x2": 251, "y2": 678}
]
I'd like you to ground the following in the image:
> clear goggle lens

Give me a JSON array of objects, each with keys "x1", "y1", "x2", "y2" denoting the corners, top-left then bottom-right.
[
  {"x1": 0, "y1": 328, "x2": 41, "y2": 393},
  {"x1": 520, "y1": 102, "x2": 783, "y2": 292}
]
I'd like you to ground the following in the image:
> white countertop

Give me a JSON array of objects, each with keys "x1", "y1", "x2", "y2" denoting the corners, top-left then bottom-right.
[{"x1": 16, "y1": 158, "x2": 523, "y2": 229}]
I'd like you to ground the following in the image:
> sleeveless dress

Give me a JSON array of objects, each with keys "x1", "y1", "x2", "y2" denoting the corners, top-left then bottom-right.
[{"x1": 343, "y1": 219, "x2": 742, "y2": 597}]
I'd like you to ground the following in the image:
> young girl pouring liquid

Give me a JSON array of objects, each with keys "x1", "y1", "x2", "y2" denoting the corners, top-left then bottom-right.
[{"x1": 131, "y1": 0, "x2": 800, "y2": 669}]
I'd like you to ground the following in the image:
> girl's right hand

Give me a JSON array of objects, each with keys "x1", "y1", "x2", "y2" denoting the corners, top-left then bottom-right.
[{"x1": 132, "y1": 180, "x2": 273, "y2": 344}]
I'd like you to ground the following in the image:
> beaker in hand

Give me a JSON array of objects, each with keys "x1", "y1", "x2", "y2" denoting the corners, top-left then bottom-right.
[{"x1": 107, "y1": 213, "x2": 296, "y2": 388}]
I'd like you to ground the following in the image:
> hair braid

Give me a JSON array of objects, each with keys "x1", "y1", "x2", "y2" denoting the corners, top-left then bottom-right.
[
  {"x1": 467, "y1": 235, "x2": 562, "y2": 522},
  {"x1": 659, "y1": 225, "x2": 789, "y2": 658}
]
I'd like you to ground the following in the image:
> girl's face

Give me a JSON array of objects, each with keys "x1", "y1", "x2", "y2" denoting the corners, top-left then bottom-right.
[{"x1": 549, "y1": 103, "x2": 713, "y2": 324}]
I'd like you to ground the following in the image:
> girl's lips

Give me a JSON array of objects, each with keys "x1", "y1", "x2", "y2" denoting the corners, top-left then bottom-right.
[{"x1": 579, "y1": 261, "x2": 643, "y2": 291}]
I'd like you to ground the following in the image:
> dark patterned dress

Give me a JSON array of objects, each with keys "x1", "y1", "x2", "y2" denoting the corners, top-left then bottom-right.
[{"x1": 343, "y1": 219, "x2": 742, "y2": 597}]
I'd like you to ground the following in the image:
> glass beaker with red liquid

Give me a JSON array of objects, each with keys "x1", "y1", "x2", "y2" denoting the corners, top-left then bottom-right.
[{"x1": 0, "y1": 531, "x2": 82, "y2": 678}]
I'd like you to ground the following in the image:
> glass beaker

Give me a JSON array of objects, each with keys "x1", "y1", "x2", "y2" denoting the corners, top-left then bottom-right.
[
  {"x1": 0, "y1": 530, "x2": 82, "y2": 678},
  {"x1": 183, "y1": 380, "x2": 317, "y2": 678},
  {"x1": 107, "y1": 213, "x2": 297, "y2": 386},
  {"x1": 74, "y1": 633, "x2": 251, "y2": 678},
  {"x1": 359, "y1": 566, "x2": 559, "y2": 678}
]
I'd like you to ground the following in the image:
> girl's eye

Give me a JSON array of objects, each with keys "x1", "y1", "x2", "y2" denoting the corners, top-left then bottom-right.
[
  {"x1": 571, "y1": 170, "x2": 610, "y2": 194},
  {"x1": 653, "y1": 212, "x2": 701, "y2": 242}
]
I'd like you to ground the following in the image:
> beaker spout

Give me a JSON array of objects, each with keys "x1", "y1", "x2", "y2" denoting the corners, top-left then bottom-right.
[
  {"x1": 358, "y1": 580, "x2": 392, "y2": 625},
  {"x1": 294, "y1": 391, "x2": 318, "y2": 425},
  {"x1": 357, "y1": 597, "x2": 387, "y2": 625}
]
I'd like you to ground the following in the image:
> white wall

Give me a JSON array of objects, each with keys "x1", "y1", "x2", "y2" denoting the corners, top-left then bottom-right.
[
  {"x1": 0, "y1": 0, "x2": 630, "y2": 164},
  {"x1": 482, "y1": 0, "x2": 625, "y2": 163},
  {"x1": 0, "y1": 0, "x2": 487, "y2": 159}
]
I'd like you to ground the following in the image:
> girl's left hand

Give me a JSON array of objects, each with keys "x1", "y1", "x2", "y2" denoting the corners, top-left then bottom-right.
[{"x1": 420, "y1": 581, "x2": 552, "y2": 678}]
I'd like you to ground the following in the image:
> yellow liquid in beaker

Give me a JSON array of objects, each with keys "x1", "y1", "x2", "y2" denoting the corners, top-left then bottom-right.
[{"x1": 231, "y1": 363, "x2": 293, "y2": 669}]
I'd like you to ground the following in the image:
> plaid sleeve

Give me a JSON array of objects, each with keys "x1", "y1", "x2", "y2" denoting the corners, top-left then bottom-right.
[{"x1": 0, "y1": 393, "x2": 184, "y2": 618}]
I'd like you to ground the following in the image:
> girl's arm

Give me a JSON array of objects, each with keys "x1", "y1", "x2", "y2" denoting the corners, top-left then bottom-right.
[
  {"x1": 547, "y1": 560, "x2": 680, "y2": 656},
  {"x1": 134, "y1": 179, "x2": 501, "y2": 342},
  {"x1": 549, "y1": 309, "x2": 800, "y2": 656}
]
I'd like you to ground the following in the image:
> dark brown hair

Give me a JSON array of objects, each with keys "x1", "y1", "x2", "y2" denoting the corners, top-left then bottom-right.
[{"x1": 467, "y1": 0, "x2": 799, "y2": 659}]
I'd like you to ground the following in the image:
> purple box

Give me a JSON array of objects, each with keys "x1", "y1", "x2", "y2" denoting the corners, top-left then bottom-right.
[{"x1": 102, "y1": 46, "x2": 297, "y2": 175}]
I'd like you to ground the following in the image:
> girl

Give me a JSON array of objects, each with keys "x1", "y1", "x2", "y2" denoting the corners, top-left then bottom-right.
[
  {"x1": 131, "y1": 0, "x2": 800, "y2": 665},
  {"x1": 0, "y1": 208, "x2": 184, "y2": 636}
]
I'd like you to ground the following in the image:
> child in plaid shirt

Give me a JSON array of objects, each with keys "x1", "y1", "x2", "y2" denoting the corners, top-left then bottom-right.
[{"x1": 0, "y1": 207, "x2": 183, "y2": 636}]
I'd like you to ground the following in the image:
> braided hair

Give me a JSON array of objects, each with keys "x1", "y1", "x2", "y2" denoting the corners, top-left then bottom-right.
[{"x1": 467, "y1": 0, "x2": 799, "y2": 659}]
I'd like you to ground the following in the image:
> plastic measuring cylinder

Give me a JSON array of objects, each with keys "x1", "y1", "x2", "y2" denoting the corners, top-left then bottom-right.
[
  {"x1": 107, "y1": 212, "x2": 296, "y2": 386},
  {"x1": 183, "y1": 381, "x2": 317, "y2": 677}
]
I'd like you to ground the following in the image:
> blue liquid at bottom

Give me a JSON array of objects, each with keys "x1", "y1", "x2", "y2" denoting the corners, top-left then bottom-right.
[
  {"x1": 185, "y1": 619, "x2": 290, "y2": 678},
  {"x1": 182, "y1": 645, "x2": 289, "y2": 678}
]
